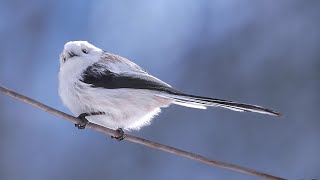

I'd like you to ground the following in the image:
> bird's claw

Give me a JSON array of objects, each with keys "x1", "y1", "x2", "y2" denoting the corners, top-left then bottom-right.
[
  {"x1": 75, "y1": 113, "x2": 90, "y2": 129},
  {"x1": 75, "y1": 121, "x2": 89, "y2": 129},
  {"x1": 111, "y1": 128, "x2": 126, "y2": 141},
  {"x1": 75, "y1": 112, "x2": 105, "y2": 129}
]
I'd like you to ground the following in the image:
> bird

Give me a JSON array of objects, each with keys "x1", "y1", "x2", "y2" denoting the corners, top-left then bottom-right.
[{"x1": 58, "y1": 41, "x2": 281, "y2": 140}]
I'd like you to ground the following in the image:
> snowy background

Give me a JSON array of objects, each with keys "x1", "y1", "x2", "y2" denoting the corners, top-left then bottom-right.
[{"x1": 0, "y1": 1, "x2": 319, "y2": 179}]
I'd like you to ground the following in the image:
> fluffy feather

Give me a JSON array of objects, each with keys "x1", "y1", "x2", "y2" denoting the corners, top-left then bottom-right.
[{"x1": 58, "y1": 41, "x2": 280, "y2": 131}]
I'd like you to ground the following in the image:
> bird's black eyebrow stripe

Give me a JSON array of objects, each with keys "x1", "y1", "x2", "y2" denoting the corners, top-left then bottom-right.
[{"x1": 80, "y1": 64, "x2": 179, "y2": 93}]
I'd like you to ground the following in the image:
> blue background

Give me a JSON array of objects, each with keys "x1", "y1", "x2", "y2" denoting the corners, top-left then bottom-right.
[{"x1": 0, "y1": 1, "x2": 319, "y2": 179}]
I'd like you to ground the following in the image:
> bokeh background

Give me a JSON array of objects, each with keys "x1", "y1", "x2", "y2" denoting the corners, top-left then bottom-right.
[{"x1": 0, "y1": 1, "x2": 319, "y2": 179}]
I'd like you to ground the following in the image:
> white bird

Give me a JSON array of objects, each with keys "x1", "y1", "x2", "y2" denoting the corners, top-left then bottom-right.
[{"x1": 58, "y1": 41, "x2": 281, "y2": 140}]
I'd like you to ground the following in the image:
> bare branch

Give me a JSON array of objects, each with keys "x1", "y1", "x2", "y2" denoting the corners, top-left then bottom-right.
[{"x1": 0, "y1": 85, "x2": 285, "y2": 180}]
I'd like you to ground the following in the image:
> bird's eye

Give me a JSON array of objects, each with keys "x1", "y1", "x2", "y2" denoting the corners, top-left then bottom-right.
[
  {"x1": 62, "y1": 57, "x2": 66, "y2": 63},
  {"x1": 82, "y1": 49, "x2": 88, "y2": 54}
]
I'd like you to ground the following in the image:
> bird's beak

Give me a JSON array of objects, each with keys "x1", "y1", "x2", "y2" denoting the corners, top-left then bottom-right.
[{"x1": 68, "y1": 51, "x2": 77, "y2": 58}]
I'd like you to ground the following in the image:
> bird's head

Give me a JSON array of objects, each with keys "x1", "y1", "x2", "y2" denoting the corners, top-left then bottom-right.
[{"x1": 59, "y1": 41, "x2": 103, "y2": 67}]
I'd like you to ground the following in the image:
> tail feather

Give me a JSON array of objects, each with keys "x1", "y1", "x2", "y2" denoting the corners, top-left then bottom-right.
[{"x1": 157, "y1": 93, "x2": 281, "y2": 116}]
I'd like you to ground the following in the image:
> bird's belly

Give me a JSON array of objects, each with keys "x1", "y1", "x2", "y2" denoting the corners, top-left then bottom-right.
[
  {"x1": 60, "y1": 82, "x2": 171, "y2": 130},
  {"x1": 85, "y1": 88, "x2": 172, "y2": 130},
  {"x1": 59, "y1": 82, "x2": 87, "y2": 116}
]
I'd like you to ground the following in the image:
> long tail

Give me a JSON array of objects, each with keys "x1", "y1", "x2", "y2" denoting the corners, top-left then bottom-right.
[{"x1": 157, "y1": 92, "x2": 281, "y2": 116}]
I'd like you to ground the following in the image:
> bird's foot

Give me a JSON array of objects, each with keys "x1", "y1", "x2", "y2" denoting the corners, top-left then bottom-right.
[
  {"x1": 75, "y1": 112, "x2": 105, "y2": 129},
  {"x1": 75, "y1": 113, "x2": 90, "y2": 129},
  {"x1": 111, "y1": 128, "x2": 126, "y2": 141}
]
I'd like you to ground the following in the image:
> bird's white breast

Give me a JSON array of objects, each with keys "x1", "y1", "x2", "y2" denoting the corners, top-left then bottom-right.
[
  {"x1": 58, "y1": 58, "x2": 172, "y2": 130},
  {"x1": 59, "y1": 57, "x2": 91, "y2": 114}
]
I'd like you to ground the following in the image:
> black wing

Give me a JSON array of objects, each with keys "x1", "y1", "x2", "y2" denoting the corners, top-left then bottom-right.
[{"x1": 80, "y1": 63, "x2": 180, "y2": 93}]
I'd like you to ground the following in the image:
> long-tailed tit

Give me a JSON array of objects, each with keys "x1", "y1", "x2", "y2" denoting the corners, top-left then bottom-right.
[{"x1": 58, "y1": 41, "x2": 281, "y2": 140}]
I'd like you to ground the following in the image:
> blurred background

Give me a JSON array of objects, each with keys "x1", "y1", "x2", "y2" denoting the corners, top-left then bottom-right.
[{"x1": 0, "y1": 1, "x2": 319, "y2": 179}]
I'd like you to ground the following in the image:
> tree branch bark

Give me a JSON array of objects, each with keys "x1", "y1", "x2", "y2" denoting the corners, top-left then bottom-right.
[{"x1": 0, "y1": 85, "x2": 285, "y2": 180}]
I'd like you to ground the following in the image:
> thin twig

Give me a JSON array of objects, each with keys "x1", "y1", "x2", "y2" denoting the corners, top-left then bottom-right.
[{"x1": 0, "y1": 85, "x2": 285, "y2": 180}]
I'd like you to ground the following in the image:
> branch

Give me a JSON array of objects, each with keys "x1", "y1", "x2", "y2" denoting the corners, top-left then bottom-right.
[{"x1": 0, "y1": 85, "x2": 285, "y2": 180}]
